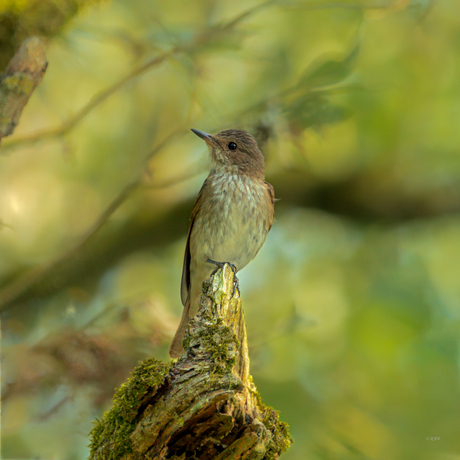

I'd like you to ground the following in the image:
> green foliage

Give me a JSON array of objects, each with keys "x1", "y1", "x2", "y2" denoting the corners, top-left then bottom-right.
[
  {"x1": 2, "y1": 0, "x2": 460, "y2": 459},
  {"x1": 285, "y1": 93, "x2": 351, "y2": 130},
  {"x1": 299, "y1": 44, "x2": 359, "y2": 89},
  {"x1": 282, "y1": 46, "x2": 359, "y2": 130}
]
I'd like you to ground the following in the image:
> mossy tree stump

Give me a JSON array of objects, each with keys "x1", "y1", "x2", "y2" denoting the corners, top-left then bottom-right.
[{"x1": 89, "y1": 264, "x2": 292, "y2": 459}]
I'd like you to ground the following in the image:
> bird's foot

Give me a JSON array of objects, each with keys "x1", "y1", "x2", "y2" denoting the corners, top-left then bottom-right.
[{"x1": 207, "y1": 259, "x2": 240, "y2": 298}]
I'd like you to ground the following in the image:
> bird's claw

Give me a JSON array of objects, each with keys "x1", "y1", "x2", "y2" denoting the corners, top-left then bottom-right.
[
  {"x1": 208, "y1": 259, "x2": 225, "y2": 276},
  {"x1": 231, "y1": 274, "x2": 240, "y2": 298}
]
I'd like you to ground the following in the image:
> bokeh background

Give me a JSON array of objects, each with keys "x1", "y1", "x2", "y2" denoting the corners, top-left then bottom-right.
[{"x1": 2, "y1": 0, "x2": 460, "y2": 458}]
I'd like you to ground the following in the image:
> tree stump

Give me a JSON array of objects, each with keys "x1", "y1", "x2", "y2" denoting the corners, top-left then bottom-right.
[{"x1": 89, "y1": 264, "x2": 292, "y2": 459}]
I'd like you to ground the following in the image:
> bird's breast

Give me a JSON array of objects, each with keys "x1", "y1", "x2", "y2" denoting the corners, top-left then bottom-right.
[{"x1": 190, "y1": 173, "x2": 271, "y2": 271}]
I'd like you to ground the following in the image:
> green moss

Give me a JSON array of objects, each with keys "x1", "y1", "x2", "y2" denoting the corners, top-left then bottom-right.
[
  {"x1": 1, "y1": 73, "x2": 35, "y2": 95},
  {"x1": 245, "y1": 375, "x2": 293, "y2": 459},
  {"x1": 88, "y1": 358, "x2": 171, "y2": 460},
  {"x1": 184, "y1": 315, "x2": 239, "y2": 375},
  {"x1": 247, "y1": 375, "x2": 263, "y2": 406},
  {"x1": 262, "y1": 406, "x2": 293, "y2": 459}
]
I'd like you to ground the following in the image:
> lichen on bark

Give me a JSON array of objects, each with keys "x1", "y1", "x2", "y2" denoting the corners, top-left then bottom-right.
[
  {"x1": 0, "y1": 36, "x2": 47, "y2": 143},
  {"x1": 89, "y1": 264, "x2": 292, "y2": 460}
]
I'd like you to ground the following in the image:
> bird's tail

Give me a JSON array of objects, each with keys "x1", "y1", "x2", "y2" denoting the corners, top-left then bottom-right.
[{"x1": 169, "y1": 297, "x2": 191, "y2": 358}]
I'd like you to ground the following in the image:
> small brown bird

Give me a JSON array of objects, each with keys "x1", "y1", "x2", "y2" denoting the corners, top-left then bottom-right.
[{"x1": 169, "y1": 128, "x2": 275, "y2": 358}]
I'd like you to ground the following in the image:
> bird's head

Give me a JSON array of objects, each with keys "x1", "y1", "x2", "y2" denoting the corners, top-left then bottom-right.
[{"x1": 191, "y1": 128, "x2": 265, "y2": 178}]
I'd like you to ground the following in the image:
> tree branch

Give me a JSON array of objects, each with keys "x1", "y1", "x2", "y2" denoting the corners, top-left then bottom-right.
[
  {"x1": 0, "y1": 36, "x2": 47, "y2": 145},
  {"x1": 0, "y1": 129, "x2": 180, "y2": 312},
  {"x1": 89, "y1": 265, "x2": 292, "y2": 460},
  {"x1": 0, "y1": 1, "x2": 404, "y2": 152},
  {"x1": 1, "y1": 1, "x2": 276, "y2": 152}
]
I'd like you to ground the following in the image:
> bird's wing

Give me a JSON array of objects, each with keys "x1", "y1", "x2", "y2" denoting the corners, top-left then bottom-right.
[
  {"x1": 180, "y1": 177, "x2": 208, "y2": 306},
  {"x1": 264, "y1": 181, "x2": 275, "y2": 231}
]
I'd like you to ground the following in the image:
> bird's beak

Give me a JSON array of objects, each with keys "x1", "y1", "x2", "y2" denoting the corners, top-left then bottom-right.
[{"x1": 191, "y1": 129, "x2": 220, "y2": 148}]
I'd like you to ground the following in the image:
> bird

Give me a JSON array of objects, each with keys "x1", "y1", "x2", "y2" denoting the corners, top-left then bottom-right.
[{"x1": 169, "y1": 128, "x2": 275, "y2": 358}]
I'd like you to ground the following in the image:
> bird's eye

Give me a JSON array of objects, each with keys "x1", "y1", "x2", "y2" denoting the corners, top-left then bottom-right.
[{"x1": 228, "y1": 142, "x2": 237, "y2": 150}]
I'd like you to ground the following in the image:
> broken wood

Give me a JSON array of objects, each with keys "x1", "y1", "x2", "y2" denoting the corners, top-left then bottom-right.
[{"x1": 89, "y1": 264, "x2": 292, "y2": 459}]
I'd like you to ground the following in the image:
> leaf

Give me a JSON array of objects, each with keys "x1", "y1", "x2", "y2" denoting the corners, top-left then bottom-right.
[
  {"x1": 299, "y1": 43, "x2": 360, "y2": 89},
  {"x1": 284, "y1": 93, "x2": 351, "y2": 129}
]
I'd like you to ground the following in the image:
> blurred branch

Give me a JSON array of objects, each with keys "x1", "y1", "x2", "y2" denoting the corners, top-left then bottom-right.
[
  {"x1": 1, "y1": 1, "x2": 276, "y2": 153},
  {"x1": 0, "y1": 179, "x2": 136, "y2": 311},
  {"x1": 2, "y1": 47, "x2": 179, "y2": 151},
  {"x1": 0, "y1": 37, "x2": 47, "y2": 145},
  {"x1": 0, "y1": 1, "x2": 408, "y2": 153},
  {"x1": 0, "y1": 130, "x2": 180, "y2": 312},
  {"x1": 143, "y1": 162, "x2": 206, "y2": 189},
  {"x1": 3, "y1": 327, "x2": 140, "y2": 413},
  {"x1": 418, "y1": 0, "x2": 437, "y2": 21},
  {"x1": 89, "y1": 265, "x2": 292, "y2": 460}
]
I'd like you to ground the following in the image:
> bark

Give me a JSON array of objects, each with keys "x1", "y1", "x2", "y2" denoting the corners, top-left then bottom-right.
[
  {"x1": 89, "y1": 264, "x2": 292, "y2": 460},
  {"x1": 0, "y1": 36, "x2": 47, "y2": 144}
]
